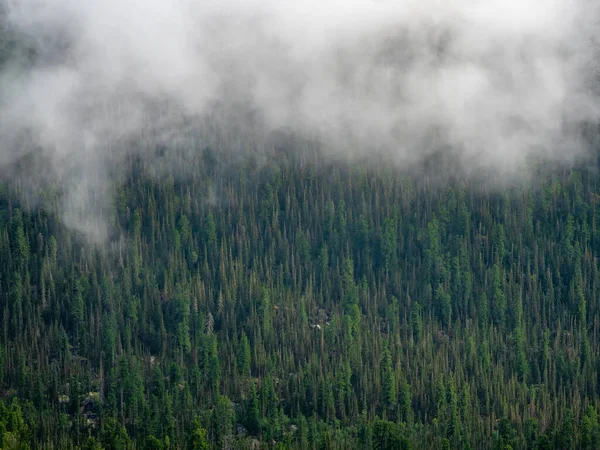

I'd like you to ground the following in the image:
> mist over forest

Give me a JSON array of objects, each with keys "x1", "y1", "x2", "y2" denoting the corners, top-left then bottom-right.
[
  {"x1": 1, "y1": 1, "x2": 600, "y2": 449},
  {"x1": 0, "y1": 0, "x2": 599, "y2": 240}
]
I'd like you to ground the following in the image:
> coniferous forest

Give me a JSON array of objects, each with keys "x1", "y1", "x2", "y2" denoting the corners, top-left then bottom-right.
[
  {"x1": 2, "y1": 5, "x2": 600, "y2": 448},
  {"x1": 1, "y1": 140, "x2": 600, "y2": 449}
]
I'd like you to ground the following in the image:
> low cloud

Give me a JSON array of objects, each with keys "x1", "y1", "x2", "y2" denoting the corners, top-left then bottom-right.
[{"x1": 0, "y1": 0, "x2": 599, "y2": 239}]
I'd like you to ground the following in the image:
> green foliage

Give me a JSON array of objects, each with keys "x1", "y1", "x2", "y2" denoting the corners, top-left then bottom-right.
[
  {"x1": 187, "y1": 422, "x2": 209, "y2": 450},
  {"x1": 372, "y1": 419, "x2": 411, "y2": 450},
  {"x1": 380, "y1": 345, "x2": 396, "y2": 415},
  {"x1": 245, "y1": 383, "x2": 261, "y2": 436},
  {"x1": 0, "y1": 152, "x2": 598, "y2": 448}
]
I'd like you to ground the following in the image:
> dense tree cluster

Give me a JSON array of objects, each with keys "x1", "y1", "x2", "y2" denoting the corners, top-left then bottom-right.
[{"x1": 1, "y1": 146, "x2": 600, "y2": 449}]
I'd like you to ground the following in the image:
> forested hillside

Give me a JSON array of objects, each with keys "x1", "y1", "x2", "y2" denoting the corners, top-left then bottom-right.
[{"x1": 1, "y1": 146, "x2": 600, "y2": 449}]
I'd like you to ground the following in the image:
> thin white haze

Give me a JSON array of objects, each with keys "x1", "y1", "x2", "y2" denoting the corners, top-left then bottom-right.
[{"x1": 0, "y1": 0, "x2": 599, "y2": 240}]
